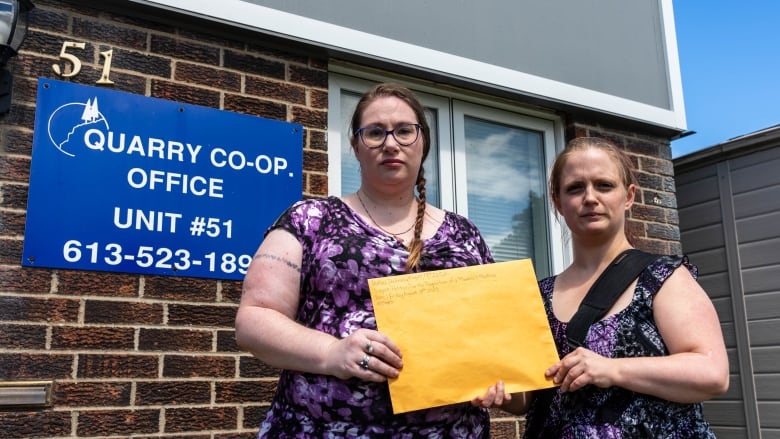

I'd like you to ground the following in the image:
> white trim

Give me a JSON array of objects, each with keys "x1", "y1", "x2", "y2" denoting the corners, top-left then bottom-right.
[
  {"x1": 659, "y1": 0, "x2": 687, "y2": 128},
  {"x1": 131, "y1": 0, "x2": 686, "y2": 131}
]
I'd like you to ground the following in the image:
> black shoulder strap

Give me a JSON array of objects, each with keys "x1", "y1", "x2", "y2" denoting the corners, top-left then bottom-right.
[{"x1": 566, "y1": 249, "x2": 660, "y2": 349}]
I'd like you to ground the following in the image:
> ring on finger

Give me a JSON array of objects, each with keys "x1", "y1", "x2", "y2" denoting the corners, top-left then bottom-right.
[
  {"x1": 365, "y1": 340, "x2": 373, "y2": 354},
  {"x1": 359, "y1": 354, "x2": 371, "y2": 370}
]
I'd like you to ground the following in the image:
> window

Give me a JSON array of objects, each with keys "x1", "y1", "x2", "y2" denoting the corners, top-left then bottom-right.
[{"x1": 328, "y1": 74, "x2": 566, "y2": 277}]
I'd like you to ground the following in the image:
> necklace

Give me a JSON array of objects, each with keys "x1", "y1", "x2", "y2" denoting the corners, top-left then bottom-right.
[{"x1": 356, "y1": 190, "x2": 415, "y2": 242}]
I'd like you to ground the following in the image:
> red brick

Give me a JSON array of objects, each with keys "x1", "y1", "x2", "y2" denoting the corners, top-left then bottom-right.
[
  {"x1": 151, "y1": 79, "x2": 220, "y2": 108},
  {"x1": 163, "y1": 354, "x2": 235, "y2": 378},
  {"x1": 217, "y1": 329, "x2": 239, "y2": 352},
  {"x1": 303, "y1": 150, "x2": 328, "y2": 173},
  {"x1": 0, "y1": 411, "x2": 71, "y2": 438},
  {"x1": 289, "y1": 64, "x2": 327, "y2": 88},
  {"x1": 243, "y1": 405, "x2": 269, "y2": 429},
  {"x1": 0, "y1": 353, "x2": 74, "y2": 379},
  {"x1": 52, "y1": 326, "x2": 135, "y2": 350},
  {"x1": 292, "y1": 106, "x2": 327, "y2": 130},
  {"x1": 215, "y1": 380, "x2": 277, "y2": 404},
  {"x1": 143, "y1": 275, "x2": 217, "y2": 302},
  {"x1": 0, "y1": 296, "x2": 79, "y2": 322},
  {"x1": 221, "y1": 280, "x2": 243, "y2": 303},
  {"x1": 239, "y1": 356, "x2": 281, "y2": 378},
  {"x1": 77, "y1": 409, "x2": 160, "y2": 436},
  {"x1": 73, "y1": 17, "x2": 148, "y2": 50},
  {"x1": 139, "y1": 328, "x2": 213, "y2": 352},
  {"x1": 57, "y1": 270, "x2": 139, "y2": 297},
  {"x1": 223, "y1": 50, "x2": 285, "y2": 79},
  {"x1": 135, "y1": 380, "x2": 211, "y2": 405},
  {"x1": 0, "y1": 323, "x2": 47, "y2": 349},
  {"x1": 175, "y1": 62, "x2": 241, "y2": 92},
  {"x1": 151, "y1": 34, "x2": 220, "y2": 64},
  {"x1": 167, "y1": 303, "x2": 236, "y2": 327},
  {"x1": 0, "y1": 210, "x2": 26, "y2": 235},
  {"x1": 0, "y1": 266, "x2": 51, "y2": 294},
  {"x1": 0, "y1": 181, "x2": 28, "y2": 208},
  {"x1": 223, "y1": 94, "x2": 287, "y2": 121},
  {"x1": 245, "y1": 77, "x2": 306, "y2": 104},
  {"x1": 54, "y1": 381, "x2": 132, "y2": 407},
  {"x1": 165, "y1": 406, "x2": 237, "y2": 433},
  {"x1": 0, "y1": 155, "x2": 30, "y2": 182},
  {"x1": 77, "y1": 354, "x2": 159, "y2": 379},
  {"x1": 85, "y1": 300, "x2": 163, "y2": 325}
]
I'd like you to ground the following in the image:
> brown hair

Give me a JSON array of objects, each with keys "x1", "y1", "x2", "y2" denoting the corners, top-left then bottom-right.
[
  {"x1": 549, "y1": 137, "x2": 638, "y2": 242},
  {"x1": 349, "y1": 83, "x2": 431, "y2": 272}
]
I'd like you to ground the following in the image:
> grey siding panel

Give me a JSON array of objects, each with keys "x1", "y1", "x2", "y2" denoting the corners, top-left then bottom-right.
[
  {"x1": 737, "y1": 211, "x2": 780, "y2": 244},
  {"x1": 751, "y1": 346, "x2": 780, "y2": 374},
  {"x1": 740, "y1": 238, "x2": 780, "y2": 269},
  {"x1": 675, "y1": 138, "x2": 780, "y2": 439},
  {"x1": 721, "y1": 372, "x2": 743, "y2": 399},
  {"x1": 755, "y1": 374, "x2": 780, "y2": 399},
  {"x1": 688, "y1": 248, "x2": 728, "y2": 276},
  {"x1": 720, "y1": 322, "x2": 737, "y2": 346},
  {"x1": 676, "y1": 173, "x2": 719, "y2": 206},
  {"x1": 734, "y1": 185, "x2": 780, "y2": 218},
  {"x1": 727, "y1": 348, "x2": 741, "y2": 373},
  {"x1": 746, "y1": 292, "x2": 780, "y2": 321},
  {"x1": 713, "y1": 297, "x2": 734, "y2": 324},
  {"x1": 697, "y1": 272, "x2": 731, "y2": 299},
  {"x1": 675, "y1": 161, "x2": 718, "y2": 185},
  {"x1": 729, "y1": 151, "x2": 780, "y2": 194},
  {"x1": 704, "y1": 400, "x2": 747, "y2": 426},
  {"x1": 680, "y1": 223, "x2": 725, "y2": 253},
  {"x1": 729, "y1": 143, "x2": 780, "y2": 170},
  {"x1": 749, "y1": 320, "x2": 780, "y2": 347},
  {"x1": 743, "y1": 265, "x2": 780, "y2": 294},
  {"x1": 679, "y1": 199, "x2": 723, "y2": 230},
  {"x1": 710, "y1": 427, "x2": 748, "y2": 439},
  {"x1": 758, "y1": 401, "x2": 780, "y2": 428}
]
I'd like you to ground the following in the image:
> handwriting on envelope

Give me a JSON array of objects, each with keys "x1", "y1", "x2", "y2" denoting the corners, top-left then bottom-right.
[{"x1": 368, "y1": 259, "x2": 559, "y2": 414}]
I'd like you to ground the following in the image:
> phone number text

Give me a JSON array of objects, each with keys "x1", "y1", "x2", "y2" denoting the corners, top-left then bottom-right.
[{"x1": 63, "y1": 240, "x2": 251, "y2": 275}]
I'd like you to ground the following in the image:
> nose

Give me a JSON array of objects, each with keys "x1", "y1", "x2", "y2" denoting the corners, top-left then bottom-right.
[
  {"x1": 381, "y1": 132, "x2": 401, "y2": 151},
  {"x1": 583, "y1": 185, "x2": 598, "y2": 203}
]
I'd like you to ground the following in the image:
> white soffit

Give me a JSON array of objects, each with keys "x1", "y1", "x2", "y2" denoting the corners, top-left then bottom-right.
[{"x1": 134, "y1": 0, "x2": 686, "y2": 131}]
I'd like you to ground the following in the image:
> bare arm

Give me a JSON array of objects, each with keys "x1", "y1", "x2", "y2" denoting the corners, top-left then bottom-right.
[
  {"x1": 235, "y1": 229, "x2": 403, "y2": 382},
  {"x1": 549, "y1": 266, "x2": 729, "y2": 403}
]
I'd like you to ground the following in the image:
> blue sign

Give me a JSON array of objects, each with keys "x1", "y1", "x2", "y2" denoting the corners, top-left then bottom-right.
[{"x1": 22, "y1": 78, "x2": 303, "y2": 280}]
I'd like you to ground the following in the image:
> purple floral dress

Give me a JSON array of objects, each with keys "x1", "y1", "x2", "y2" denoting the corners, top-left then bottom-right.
[
  {"x1": 257, "y1": 197, "x2": 493, "y2": 438},
  {"x1": 523, "y1": 256, "x2": 716, "y2": 438}
]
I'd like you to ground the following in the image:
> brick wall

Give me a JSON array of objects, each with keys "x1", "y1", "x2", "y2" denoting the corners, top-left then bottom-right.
[
  {"x1": 0, "y1": 1, "x2": 679, "y2": 438},
  {"x1": 0, "y1": 1, "x2": 327, "y2": 437}
]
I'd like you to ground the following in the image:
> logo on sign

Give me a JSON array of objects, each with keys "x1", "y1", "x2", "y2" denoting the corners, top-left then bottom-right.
[{"x1": 48, "y1": 97, "x2": 108, "y2": 157}]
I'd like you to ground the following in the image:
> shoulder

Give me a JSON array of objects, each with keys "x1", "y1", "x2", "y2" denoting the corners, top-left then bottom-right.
[{"x1": 267, "y1": 197, "x2": 347, "y2": 238}]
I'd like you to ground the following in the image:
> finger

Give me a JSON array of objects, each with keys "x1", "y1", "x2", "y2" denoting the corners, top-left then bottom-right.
[{"x1": 493, "y1": 380, "x2": 506, "y2": 405}]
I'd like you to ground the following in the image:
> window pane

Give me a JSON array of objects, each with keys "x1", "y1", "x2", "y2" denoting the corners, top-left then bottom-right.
[
  {"x1": 339, "y1": 90, "x2": 440, "y2": 206},
  {"x1": 464, "y1": 116, "x2": 550, "y2": 274}
]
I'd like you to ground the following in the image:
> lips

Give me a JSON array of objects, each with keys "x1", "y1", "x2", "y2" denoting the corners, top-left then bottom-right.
[{"x1": 381, "y1": 159, "x2": 404, "y2": 166}]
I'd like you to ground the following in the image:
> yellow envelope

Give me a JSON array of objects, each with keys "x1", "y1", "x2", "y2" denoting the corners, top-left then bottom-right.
[{"x1": 368, "y1": 259, "x2": 559, "y2": 414}]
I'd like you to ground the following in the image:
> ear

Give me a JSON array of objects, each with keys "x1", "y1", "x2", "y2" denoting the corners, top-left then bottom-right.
[{"x1": 625, "y1": 184, "x2": 636, "y2": 210}]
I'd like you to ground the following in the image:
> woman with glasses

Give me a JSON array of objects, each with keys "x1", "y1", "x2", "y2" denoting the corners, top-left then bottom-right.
[{"x1": 236, "y1": 83, "x2": 495, "y2": 437}]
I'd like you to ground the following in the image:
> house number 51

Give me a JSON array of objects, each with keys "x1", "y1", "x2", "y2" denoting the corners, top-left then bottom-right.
[{"x1": 52, "y1": 41, "x2": 115, "y2": 85}]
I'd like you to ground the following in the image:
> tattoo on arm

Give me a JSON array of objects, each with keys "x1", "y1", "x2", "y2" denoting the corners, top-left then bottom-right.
[{"x1": 254, "y1": 253, "x2": 301, "y2": 273}]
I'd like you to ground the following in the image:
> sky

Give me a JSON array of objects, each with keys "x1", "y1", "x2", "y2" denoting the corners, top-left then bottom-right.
[{"x1": 671, "y1": 2, "x2": 780, "y2": 158}]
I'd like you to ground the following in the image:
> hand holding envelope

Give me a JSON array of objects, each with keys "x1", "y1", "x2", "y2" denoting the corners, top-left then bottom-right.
[{"x1": 368, "y1": 259, "x2": 560, "y2": 414}]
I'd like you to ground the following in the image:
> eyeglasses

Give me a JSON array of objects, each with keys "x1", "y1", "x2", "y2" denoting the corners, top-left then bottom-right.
[{"x1": 354, "y1": 123, "x2": 422, "y2": 149}]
